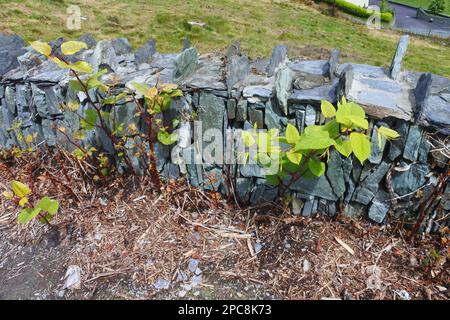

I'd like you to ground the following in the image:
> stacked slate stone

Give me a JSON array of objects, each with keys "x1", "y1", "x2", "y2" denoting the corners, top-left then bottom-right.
[{"x1": 1, "y1": 34, "x2": 449, "y2": 231}]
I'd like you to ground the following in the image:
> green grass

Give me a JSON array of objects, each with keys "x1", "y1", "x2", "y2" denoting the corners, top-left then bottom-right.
[
  {"x1": 390, "y1": 0, "x2": 450, "y2": 15},
  {"x1": 0, "y1": 0, "x2": 449, "y2": 77}
]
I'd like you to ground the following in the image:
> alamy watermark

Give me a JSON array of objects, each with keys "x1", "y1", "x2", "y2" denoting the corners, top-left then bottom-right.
[{"x1": 66, "y1": 5, "x2": 81, "y2": 30}]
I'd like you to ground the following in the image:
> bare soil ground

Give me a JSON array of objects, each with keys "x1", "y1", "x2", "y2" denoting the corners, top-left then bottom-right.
[{"x1": 0, "y1": 150, "x2": 448, "y2": 300}]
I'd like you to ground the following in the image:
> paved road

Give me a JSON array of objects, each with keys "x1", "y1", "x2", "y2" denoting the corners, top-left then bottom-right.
[{"x1": 369, "y1": 0, "x2": 450, "y2": 37}]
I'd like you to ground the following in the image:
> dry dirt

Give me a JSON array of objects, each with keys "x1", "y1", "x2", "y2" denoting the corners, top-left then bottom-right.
[{"x1": 0, "y1": 150, "x2": 448, "y2": 300}]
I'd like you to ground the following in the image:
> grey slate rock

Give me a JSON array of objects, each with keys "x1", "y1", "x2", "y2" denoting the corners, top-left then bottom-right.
[
  {"x1": 267, "y1": 45, "x2": 288, "y2": 77},
  {"x1": 414, "y1": 73, "x2": 450, "y2": 134},
  {"x1": 289, "y1": 60, "x2": 329, "y2": 77},
  {"x1": 302, "y1": 198, "x2": 318, "y2": 217},
  {"x1": 236, "y1": 177, "x2": 253, "y2": 203},
  {"x1": 275, "y1": 63, "x2": 293, "y2": 115},
  {"x1": 4, "y1": 86, "x2": 16, "y2": 114},
  {"x1": 134, "y1": 39, "x2": 156, "y2": 65},
  {"x1": 250, "y1": 179, "x2": 278, "y2": 205},
  {"x1": 183, "y1": 36, "x2": 191, "y2": 51},
  {"x1": 417, "y1": 136, "x2": 430, "y2": 163},
  {"x1": 440, "y1": 183, "x2": 450, "y2": 211},
  {"x1": 243, "y1": 86, "x2": 273, "y2": 99},
  {"x1": 294, "y1": 110, "x2": 306, "y2": 133},
  {"x1": 226, "y1": 54, "x2": 250, "y2": 94},
  {"x1": 305, "y1": 105, "x2": 316, "y2": 126},
  {"x1": 173, "y1": 47, "x2": 198, "y2": 83},
  {"x1": 111, "y1": 38, "x2": 132, "y2": 56},
  {"x1": 403, "y1": 125, "x2": 422, "y2": 161},
  {"x1": 91, "y1": 40, "x2": 119, "y2": 73},
  {"x1": 326, "y1": 150, "x2": 347, "y2": 199},
  {"x1": 369, "y1": 125, "x2": 386, "y2": 165},
  {"x1": 236, "y1": 98, "x2": 247, "y2": 122},
  {"x1": 293, "y1": 73, "x2": 328, "y2": 90},
  {"x1": 183, "y1": 146, "x2": 203, "y2": 187},
  {"x1": 78, "y1": 33, "x2": 97, "y2": 48},
  {"x1": 353, "y1": 161, "x2": 391, "y2": 205},
  {"x1": 289, "y1": 79, "x2": 338, "y2": 106},
  {"x1": 265, "y1": 99, "x2": 284, "y2": 129},
  {"x1": 388, "y1": 120, "x2": 409, "y2": 161},
  {"x1": 290, "y1": 175, "x2": 338, "y2": 201},
  {"x1": 0, "y1": 34, "x2": 27, "y2": 77},
  {"x1": 226, "y1": 41, "x2": 241, "y2": 60},
  {"x1": 392, "y1": 162, "x2": 429, "y2": 196},
  {"x1": 227, "y1": 99, "x2": 236, "y2": 119},
  {"x1": 368, "y1": 190, "x2": 390, "y2": 223},
  {"x1": 389, "y1": 35, "x2": 409, "y2": 80},
  {"x1": 248, "y1": 108, "x2": 263, "y2": 128},
  {"x1": 328, "y1": 49, "x2": 340, "y2": 79}
]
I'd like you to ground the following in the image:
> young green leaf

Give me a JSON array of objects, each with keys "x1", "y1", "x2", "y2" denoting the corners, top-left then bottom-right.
[
  {"x1": 18, "y1": 197, "x2": 28, "y2": 207},
  {"x1": 378, "y1": 126, "x2": 400, "y2": 140},
  {"x1": 17, "y1": 207, "x2": 42, "y2": 224},
  {"x1": 81, "y1": 109, "x2": 98, "y2": 130},
  {"x1": 30, "y1": 41, "x2": 52, "y2": 57},
  {"x1": 334, "y1": 138, "x2": 353, "y2": 157},
  {"x1": 61, "y1": 41, "x2": 88, "y2": 56},
  {"x1": 347, "y1": 115, "x2": 368, "y2": 130},
  {"x1": 307, "y1": 158, "x2": 326, "y2": 177},
  {"x1": 69, "y1": 80, "x2": 85, "y2": 92},
  {"x1": 321, "y1": 100, "x2": 336, "y2": 118},
  {"x1": 131, "y1": 82, "x2": 150, "y2": 96},
  {"x1": 69, "y1": 61, "x2": 93, "y2": 73},
  {"x1": 61, "y1": 41, "x2": 88, "y2": 55},
  {"x1": 157, "y1": 130, "x2": 177, "y2": 145},
  {"x1": 287, "y1": 149, "x2": 302, "y2": 165},
  {"x1": 11, "y1": 181, "x2": 31, "y2": 198},
  {"x1": 36, "y1": 196, "x2": 59, "y2": 215},
  {"x1": 295, "y1": 131, "x2": 335, "y2": 151},
  {"x1": 286, "y1": 123, "x2": 300, "y2": 145},
  {"x1": 350, "y1": 132, "x2": 371, "y2": 165}
]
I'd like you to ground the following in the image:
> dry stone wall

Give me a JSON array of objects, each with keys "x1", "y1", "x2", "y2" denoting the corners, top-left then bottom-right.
[{"x1": 1, "y1": 33, "x2": 449, "y2": 231}]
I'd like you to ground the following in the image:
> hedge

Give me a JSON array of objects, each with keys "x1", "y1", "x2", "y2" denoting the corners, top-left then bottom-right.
[{"x1": 321, "y1": 0, "x2": 394, "y2": 23}]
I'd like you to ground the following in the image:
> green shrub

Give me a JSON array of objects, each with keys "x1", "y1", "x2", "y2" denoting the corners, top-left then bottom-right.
[
  {"x1": 428, "y1": 0, "x2": 445, "y2": 15},
  {"x1": 322, "y1": 0, "x2": 394, "y2": 23}
]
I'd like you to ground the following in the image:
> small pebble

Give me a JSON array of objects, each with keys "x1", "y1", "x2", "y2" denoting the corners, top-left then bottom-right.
[{"x1": 188, "y1": 258, "x2": 199, "y2": 273}]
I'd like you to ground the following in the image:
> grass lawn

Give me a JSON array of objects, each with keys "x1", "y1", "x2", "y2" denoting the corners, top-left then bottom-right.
[
  {"x1": 390, "y1": 0, "x2": 450, "y2": 15},
  {"x1": 0, "y1": 0, "x2": 449, "y2": 77}
]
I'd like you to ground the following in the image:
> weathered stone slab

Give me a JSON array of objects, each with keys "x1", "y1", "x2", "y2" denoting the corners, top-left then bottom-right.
[
  {"x1": 368, "y1": 190, "x2": 390, "y2": 223},
  {"x1": 0, "y1": 34, "x2": 27, "y2": 77},
  {"x1": 289, "y1": 79, "x2": 338, "y2": 106},
  {"x1": 134, "y1": 39, "x2": 156, "y2": 65},
  {"x1": 353, "y1": 161, "x2": 391, "y2": 205},
  {"x1": 290, "y1": 175, "x2": 338, "y2": 201},
  {"x1": 289, "y1": 60, "x2": 329, "y2": 77},
  {"x1": 183, "y1": 54, "x2": 226, "y2": 91},
  {"x1": 389, "y1": 35, "x2": 409, "y2": 80},
  {"x1": 226, "y1": 54, "x2": 249, "y2": 94},
  {"x1": 326, "y1": 150, "x2": 347, "y2": 199},
  {"x1": 236, "y1": 98, "x2": 247, "y2": 122},
  {"x1": 392, "y1": 162, "x2": 429, "y2": 196},
  {"x1": 275, "y1": 63, "x2": 293, "y2": 115},
  {"x1": 173, "y1": 47, "x2": 198, "y2": 83},
  {"x1": 415, "y1": 73, "x2": 450, "y2": 134},
  {"x1": 340, "y1": 65, "x2": 414, "y2": 121},
  {"x1": 267, "y1": 45, "x2": 288, "y2": 77},
  {"x1": 91, "y1": 40, "x2": 119, "y2": 73},
  {"x1": 403, "y1": 125, "x2": 422, "y2": 161}
]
